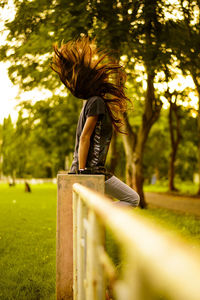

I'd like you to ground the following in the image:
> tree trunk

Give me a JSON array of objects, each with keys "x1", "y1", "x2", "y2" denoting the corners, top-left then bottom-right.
[
  {"x1": 197, "y1": 99, "x2": 200, "y2": 195},
  {"x1": 168, "y1": 100, "x2": 181, "y2": 192},
  {"x1": 190, "y1": 75, "x2": 200, "y2": 195},
  {"x1": 135, "y1": 160, "x2": 145, "y2": 208},
  {"x1": 155, "y1": 167, "x2": 160, "y2": 181},
  {"x1": 12, "y1": 169, "x2": 16, "y2": 186},
  {"x1": 122, "y1": 71, "x2": 162, "y2": 208},
  {"x1": 133, "y1": 144, "x2": 146, "y2": 208},
  {"x1": 135, "y1": 72, "x2": 162, "y2": 208},
  {"x1": 121, "y1": 135, "x2": 135, "y2": 188},
  {"x1": 168, "y1": 149, "x2": 178, "y2": 191},
  {"x1": 109, "y1": 130, "x2": 118, "y2": 174},
  {"x1": 121, "y1": 112, "x2": 136, "y2": 188},
  {"x1": 196, "y1": 86, "x2": 200, "y2": 195}
]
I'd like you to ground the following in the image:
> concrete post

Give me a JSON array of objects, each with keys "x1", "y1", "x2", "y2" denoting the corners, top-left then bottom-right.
[{"x1": 56, "y1": 173, "x2": 104, "y2": 300}]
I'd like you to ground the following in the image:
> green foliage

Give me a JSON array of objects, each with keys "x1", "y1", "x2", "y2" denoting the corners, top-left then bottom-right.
[
  {"x1": 1, "y1": 95, "x2": 82, "y2": 178},
  {"x1": 143, "y1": 109, "x2": 171, "y2": 182},
  {"x1": 1, "y1": 0, "x2": 172, "y2": 90},
  {"x1": 0, "y1": 0, "x2": 92, "y2": 90},
  {"x1": 176, "y1": 108, "x2": 198, "y2": 181},
  {"x1": 165, "y1": 1, "x2": 200, "y2": 78},
  {"x1": 21, "y1": 96, "x2": 76, "y2": 176},
  {"x1": 144, "y1": 107, "x2": 198, "y2": 182}
]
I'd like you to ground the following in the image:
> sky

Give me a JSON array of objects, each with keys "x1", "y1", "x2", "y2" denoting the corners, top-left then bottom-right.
[{"x1": 0, "y1": 0, "x2": 199, "y2": 124}]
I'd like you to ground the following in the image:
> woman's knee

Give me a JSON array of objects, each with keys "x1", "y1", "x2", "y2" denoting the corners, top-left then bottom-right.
[{"x1": 130, "y1": 192, "x2": 140, "y2": 207}]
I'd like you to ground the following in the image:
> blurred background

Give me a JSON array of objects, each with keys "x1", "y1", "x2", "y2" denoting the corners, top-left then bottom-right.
[{"x1": 0, "y1": 0, "x2": 199, "y2": 207}]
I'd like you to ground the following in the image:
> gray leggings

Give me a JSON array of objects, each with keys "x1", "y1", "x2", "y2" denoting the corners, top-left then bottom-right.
[{"x1": 105, "y1": 175, "x2": 140, "y2": 207}]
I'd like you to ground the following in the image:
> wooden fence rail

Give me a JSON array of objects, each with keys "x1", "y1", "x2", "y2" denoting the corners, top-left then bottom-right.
[{"x1": 73, "y1": 183, "x2": 200, "y2": 300}]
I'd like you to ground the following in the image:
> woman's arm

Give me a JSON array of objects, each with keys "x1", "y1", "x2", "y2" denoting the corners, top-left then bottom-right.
[{"x1": 78, "y1": 115, "x2": 98, "y2": 169}]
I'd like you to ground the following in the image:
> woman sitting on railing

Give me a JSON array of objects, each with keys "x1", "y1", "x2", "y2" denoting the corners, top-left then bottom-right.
[{"x1": 51, "y1": 36, "x2": 140, "y2": 207}]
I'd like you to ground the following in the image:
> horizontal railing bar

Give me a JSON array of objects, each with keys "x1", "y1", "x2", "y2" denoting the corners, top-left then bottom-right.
[{"x1": 73, "y1": 183, "x2": 200, "y2": 300}]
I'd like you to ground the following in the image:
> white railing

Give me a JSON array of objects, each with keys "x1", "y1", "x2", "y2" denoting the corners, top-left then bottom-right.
[
  {"x1": 73, "y1": 183, "x2": 200, "y2": 300},
  {"x1": 0, "y1": 178, "x2": 57, "y2": 184}
]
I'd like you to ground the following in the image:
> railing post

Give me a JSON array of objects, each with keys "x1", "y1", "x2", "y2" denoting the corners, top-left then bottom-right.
[
  {"x1": 73, "y1": 192, "x2": 78, "y2": 300},
  {"x1": 56, "y1": 173, "x2": 104, "y2": 300},
  {"x1": 85, "y1": 210, "x2": 106, "y2": 300},
  {"x1": 114, "y1": 249, "x2": 139, "y2": 300},
  {"x1": 76, "y1": 194, "x2": 86, "y2": 300}
]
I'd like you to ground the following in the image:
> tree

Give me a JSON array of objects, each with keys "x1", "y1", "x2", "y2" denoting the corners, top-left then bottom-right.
[
  {"x1": 166, "y1": 0, "x2": 200, "y2": 194},
  {"x1": 14, "y1": 111, "x2": 32, "y2": 178},
  {"x1": 0, "y1": 94, "x2": 82, "y2": 179},
  {"x1": 143, "y1": 109, "x2": 170, "y2": 183},
  {"x1": 1, "y1": 116, "x2": 17, "y2": 184},
  {"x1": 0, "y1": 0, "x2": 91, "y2": 91},
  {"x1": 144, "y1": 105, "x2": 198, "y2": 185},
  {"x1": 165, "y1": 91, "x2": 182, "y2": 191},
  {"x1": 118, "y1": 0, "x2": 170, "y2": 207},
  {"x1": 163, "y1": 66, "x2": 183, "y2": 191},
  {"x1": 1, "y1": 0, "x2": 184, "y2": 207},
  {"x1": 176, "y1": 108, "x2": 198, "y2": 182},
  {"x1": 18, "y1": 94, "x2": 82, "y2": 177}
]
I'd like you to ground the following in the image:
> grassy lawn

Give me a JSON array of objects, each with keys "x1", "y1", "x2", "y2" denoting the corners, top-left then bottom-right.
[
  {"x1": 1, "y1": 182, "x2": 200, "y2": 300},
  {"x1": 137, "y1": 207, "x2": 200, "y2": 246},
  {"x1": 143, "y1": 181, "x2": 200, "y2": 245},
  {"x1": 144, "y1": 180, "x2": 199, "y2": 196},
  {"x1": 106, "y1": 207, "x2": 200, "y2": 270},
  {"x1": 0, "y1": 183, "x2": 56, "y2": 300}
]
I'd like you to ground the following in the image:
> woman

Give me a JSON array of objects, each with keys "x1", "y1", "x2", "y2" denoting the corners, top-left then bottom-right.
[{"x1": 51, "y1": 36, "x2": 140, "y2": 207}]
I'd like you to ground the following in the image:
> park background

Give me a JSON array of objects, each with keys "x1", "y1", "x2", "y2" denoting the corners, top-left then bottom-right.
[{"x1": 1, "y1": 0, "x2": 200, "y2": 299}]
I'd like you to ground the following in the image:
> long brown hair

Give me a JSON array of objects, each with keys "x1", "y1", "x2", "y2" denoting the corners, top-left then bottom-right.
[{"x1": 51, "y1": 36, "x2": 130, "y2": 133}]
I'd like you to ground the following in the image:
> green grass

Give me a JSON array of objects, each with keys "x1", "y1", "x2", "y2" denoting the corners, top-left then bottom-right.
[
  {"x1": 143, "y1": 180, "x2": 200, "y2": 245},
  {"x1": 136, "y1": 207, "x2": 200, "y2": 246},
  {"x1": 0, "y1": 183, "x2": 56, "y2": 300},
  {"x1": 144, "y1": 180, "x2": 199, "y2": 196},
  {"x1": 106, "y1": 207, "x2": 200, "y2": 271}
]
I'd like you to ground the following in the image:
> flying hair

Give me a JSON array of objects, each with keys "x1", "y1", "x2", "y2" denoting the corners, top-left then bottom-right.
[{"x1": 51, "y1": 36, "x2": 130, "y2": 133}]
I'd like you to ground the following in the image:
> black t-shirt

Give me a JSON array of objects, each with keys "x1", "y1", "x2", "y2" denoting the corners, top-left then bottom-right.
[{"x1": 70, "y1": 96, "x2": 113, "y2": 178}]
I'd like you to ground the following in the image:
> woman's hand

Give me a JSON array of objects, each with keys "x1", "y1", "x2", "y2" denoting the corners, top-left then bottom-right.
[{"x1": 78, "y1": 115, "x2": 98, "y2": 169}]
